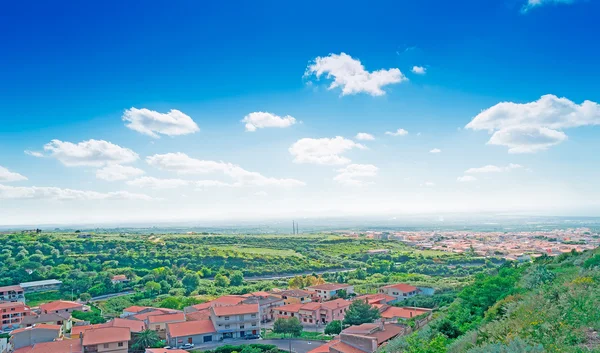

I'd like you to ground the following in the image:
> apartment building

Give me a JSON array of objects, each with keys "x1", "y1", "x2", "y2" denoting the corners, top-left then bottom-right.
[
  {"x1": 272, "y1": 289, "x2": 313, "y2": 305},
  {"x1": 0, "y1": 285, "x2": 25, "y2": 303},
  {"x1": 275, "y1": 299, "x2": 352, "y2": 326},
  {"x1": 81, "y1": 327, "x2": 130, "y2": 353},
  {"x1": 1, "y1": 302, "x2": 31, "y2": 332},
  {"x1": 240, "y1": 292, "x2": 284, "y2": 322},
  {"x1": 210, "y1": 303, "x2": 260, "y2": 339},
  {"x1": 39, "y1": 300, "x2": 89, "y2": 315},
  {"x1": 306, "y1": 283, "x2": 354, "y2": 301},
  {"x1": 166, "y1": 320, "x2": 217, "y2": 347},
  {"x1": 9, "y1": 324, "x2": 62, "y2": 350},
  {"x1": 146, "y1": 312, "x2": 185, "y2": 339}
]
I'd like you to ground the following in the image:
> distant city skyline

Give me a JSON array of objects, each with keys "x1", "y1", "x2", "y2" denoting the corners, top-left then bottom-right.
[{"x1": 1, "y1": 0, "x2": 599, "y2": 225}]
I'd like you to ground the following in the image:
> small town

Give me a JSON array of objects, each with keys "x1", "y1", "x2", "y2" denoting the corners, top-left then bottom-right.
[{"x1": 1, "y1": 279, "x2": 432, "y2": 353}]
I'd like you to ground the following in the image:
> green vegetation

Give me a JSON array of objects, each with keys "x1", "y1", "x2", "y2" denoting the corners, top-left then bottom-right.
[
  {"x1": 273, "y1": 317, "x2": 303, "y2": 338},
  {"x1": 324, "y1": 320, "x2": 342, "y2": 335},
  {"x1": 381, "y1": 249, "x2": 600, "y2": 353},
  {"x1": 262, "y1": 329, "x2": 333, "y2": 341},
  {"x1": 343, "y1": 299, "x2": 381, "y2": 326},
  {"x1": 72, "y1": 305, "x2": 105, "y2": 324},
  {"x1": 204, "y1": 343, "x2": 283, "y2": 353}
]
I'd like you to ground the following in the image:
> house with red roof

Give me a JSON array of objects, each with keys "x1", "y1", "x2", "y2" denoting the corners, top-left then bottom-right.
[
  {"x1": 305, "y1": 283, "x2": 354, "y2": 301},
  {"x1": 9, "y1": 324, "x2": 62, "y2": 350},
  {"x1": 81, "y1": 326, "x2": 130, "y2": 353},
  {"x1": 166, "y1": 320, "x2": 217, "y2": 347},
  {"x1": 146, "y1": 312, "x2": 186, "y2": 339},
  {"x1": 377, "y1": 283, "x2": 419, "y2": 303},
  {"x1": 275, "y1": 299, "x2": 352, "y2": 326},
  {"x1": 379, "y1": 306, "x2": 432, "y2": 323},
  {"x1": 12, "y1": 339, "x2": 82, "y2": 353},
  {"x1": 209, "y1": 303, "x2": 260, "y2": 339},
  {"x1": 0, "y1": 285, "x2": 25, "y2": 303},
  {"x1": 1, "y1": 302, "x2": 31, "y2": 332},
  {"x1": 308, "y1": 323, "x2": 404, "y2": 353},
  {"x1": 39, "y1": 301, "x2": 89, "y2": 315}
]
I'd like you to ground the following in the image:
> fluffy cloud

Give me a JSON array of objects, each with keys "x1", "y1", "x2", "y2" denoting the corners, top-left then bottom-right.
[
  {"x1": 429, "y1": 148, "x2": 441, "y2": 153},
  {"x1": 521, "y1": 0, "x2": 574, "y2": 13},
  {"x1": 466, "y1": 94, "x2": 600, "y2": 153},
  {"x1": 122, "y1": 108, "x2": 200, "y2": 138},
  {"x1": 385, "y1": 128, "x2": 409, "y2": 137},
  {"x1": 412, "y1": 66, "x2": 426, "y2": 75},
  {"x1": 457, "y1": 175, "x2": 477, "y2": 182},
  {"x1": 289, "y1": 137, "x2": 365, "y2": 165},
  {"x1": 242, "y1": 112, "x2": 296, "y2": 132},
  {"x1": 96, "y1": 165, "x2": 145, "y2": 181},
  {"x1": 0, "y1": 166, "x2": 28, "y2": 182},
  {"x1": 126, "y1": 176, "x2": 191, "y2": 189},
  {"x1": 305, "y1": 53, "x2": 407, "y2": 96},
  {"x1": 465, "y1": 164, "x2": 523, "y2": 174},
  {"x1": 147, "y1": 152, "x2": 305, "y2": 187},
  {"x1": 24, "y1": 150, "x2": 44, "y2": 158},
  {"x1": 334, "y1": 164, "x2": 378, "y2": 186},
  {"x1": 355, "y1": 132, "x2": 375, "y2": 141},
  {"x1": 0, "y1": 184, "x2": 152, "y2": 201},
  {"x1": 43, "y1": 139, "x2": 139, "y2": 167}
]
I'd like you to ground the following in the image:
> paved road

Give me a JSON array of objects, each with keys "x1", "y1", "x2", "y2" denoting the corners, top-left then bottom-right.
[
  {"x1": 242, "y1": 268, "x2": 356, "y2": 282},
  {"x1": 191, "y1": 339, "x2": 327, "y2": 353}
]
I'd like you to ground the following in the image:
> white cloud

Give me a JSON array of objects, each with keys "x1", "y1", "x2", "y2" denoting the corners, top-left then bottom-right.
[
  {"x1": 122, "y1": 107, "x2": 200, "y2": 138},
  {"x1": 96, "y1": 165, "x2": 145, "y2": 181},
  {"x1": 385, "y1": 128, "x2": 409, "y2": 137},
  {"x1": 334, "y1": 164, "x2": 378, "y2": 186},
  {"x1": 126, "y1": 176, "x2": 191, "y2": 189},
  {"x1": 355, "y1": 132, "x2": 375, "y2": 141},
  {"x1": 412, "y1": 66, "x2": 426, "y2": 75},
  {"x1": 305, "y1": 53, "x2": 407, "y2": 96},
  {"x1": 0, "y1": 184, "x2": 152, "y2": 201},
  {"x1": 521, "y1": 0, "x2": 574, "y2": 13},
  {"x1": 254, "y1": 191, "x2": 268, "y2": 197},
  {"x1": 43, "y1": 139, "x2": 139, "y2": 167},
  {"x1": 289, "y1": 136, "x2": 365, "y2": 165},
  {"x1": 242, "y1": 112, "x2": 296, "y2": 132},
  {"x1": 457, "y1": 175, "x2": 477, "y2": 182},
  {"x1": 465, "y1": 164, "x2": 523, "y2": 174},
  {"x1": 0, "y1": 166, "x2": 28, "y2": 182},
  {"x1": 24, "y1": 150, "x2": 44, "y2": 158},
  {"x1": 196, "y1": 180, "x2": 236, "y2": 188},
  {"x1": 421, "y1": 181, "x2": 436, "y2": 187},
  {"x1": 146, "y1": 152, "x2": 305, "y2": 187},
  {"x1": 466, "y1": 94, "x2": 600, "y2": 153},
  {"x1": 429, "y1": 148, "x2": 441, "y2": 154}
]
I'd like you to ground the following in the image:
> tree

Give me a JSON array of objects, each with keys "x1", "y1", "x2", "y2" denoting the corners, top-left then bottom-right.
[
  {"x1": 79, "y1": 293, "x2": 91, "y2": 302},
  {"x1": 324, "y1": 320, "x2": 342, "y2": 335},
  {"x1": 273, "y1": 317, "x2": 303, "y2": 337},
  {"x1": 214, "y1": 273, "x2": 230, "y2": 287},
  {"x1": 132, "y1": 329, "x2": 160, "y2": 350},
  {"x1": 343, "y1": 299, "x2": 380, "y2": 326},
  {"x1": 230, "y1": 270, "x2": 244, "y2": 286},
  {"x1": 182, "y1": 272, "x2": 201, "y2": 293},
  {"x1": 144, "y1": 281, "x2": 161, "y2": 295}
]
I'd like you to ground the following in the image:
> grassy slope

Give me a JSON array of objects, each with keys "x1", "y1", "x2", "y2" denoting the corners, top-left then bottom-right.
[{"x1": 382, "y1": 248, "x2": 600, "y2": 353}]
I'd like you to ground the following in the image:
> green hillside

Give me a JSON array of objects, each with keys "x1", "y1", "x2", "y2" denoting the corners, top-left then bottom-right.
[{"x1": 382, "y1": 249, "x2": 600, "y2": 353}]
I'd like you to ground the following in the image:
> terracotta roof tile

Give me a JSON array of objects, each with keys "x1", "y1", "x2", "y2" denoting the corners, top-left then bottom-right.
[
  {"x1": 307, "y1": 283, "x2": 351, "y2": 291},
  {"x1": 306, "y1": 339, "x2": 340, "y2": 353},
  {"x1": 211, "y1": 303, "x2": 258, "y2": 316},
  {"x1": 380, "y1": 283, "x2": 418, "y2": 293},
  {"x1": 330, "y1": 341, "x2": 367, "y2": 353},
  {"x1": 167, "y1": 320, "x2": 215, "y2": 337},
  {"x1": 11, "y1": 324, "x2": 62, "y2": 335},
  {"x1": 82, "y1": 327, "x2": 130, "y2": 346},
  {"x1": 13, "y1": 339, "x2": 82, "y2": 353},
  {"x1": 39, "y1": 300, "x2": 83, "y2": 312},
  {"x1": 147, "y1": 312, "x2": 186, "y2": 323}
]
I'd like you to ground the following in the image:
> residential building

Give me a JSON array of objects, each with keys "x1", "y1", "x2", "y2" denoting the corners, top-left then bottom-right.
[
  {"x1": 110, "y1": 275, "x2": 129, "y2": 285},
  {"x1": 1, "y1": 302, "x2": 31, "y2": 332},
  {"x1": 120, "y1": 306, "x2": 152, "y2": 318},
  {"x1": 166, "y1": 320, "x2": 217, "y2": 347},
  {"x1": 81, "y1": 326, "x2": 130, "y2": 353},
  {"x1": 0, "y1": 285, "x2": 25, "y2": 303},
  {"x1": 186, "y1": 295, "x2": 246, "y2": 313},
  {"x1": 9, "y1": 324, "x2": 62, "y2": 350},
  {"x1": 0, "y1": 338, "x2": 7, "y2": 353},
  {"x1": 275, "y1": 299, "x2": 352, "y2": 326},
  {"x1": 241, "y1": 293, "x2": 284, "y2": 322},
  {"x1": 377, "y1": 283, "x2": 419, "y2": 303},
  {"x1": 12, "y1": 339, "x2": 82, "y2": 353},
  {"x1": 146, "y1": 312, "x2": 186, "y2": 339},
  {"x1": 71, "y1": 317, "x2": 146, "y2": 336},
  {"x1": 272, "y1": 289, "x2": 313, "y2": 305},
  {"x1": 308, "y1": 323, "x2": 404, "y2": 353},
  {"x1": 379, "y1": 306, "x2": 432, "y2": 323},
  {"x1": 306, "y1": 283, "x2": 354, "y2": 301},
  {"x1": 21, "y1": 312, "x2": 72, "y2": 332},
  {"x1": 210, "y1": 303, "x2": 260, "y2": 339},
  {"x1": 39, "y1": 300, "x2": 89, "y2": 315},
  {"x1": 19, "y1": 280, "x2": 62, "y2": 293},
  {"x1": 352, "y1": 294, "x2": 395, "y2": 305}
]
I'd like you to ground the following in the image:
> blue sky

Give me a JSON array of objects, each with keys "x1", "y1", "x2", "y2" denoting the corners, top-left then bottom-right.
[{"x1": 1, "y1": 0, "x2": 599, "y2": 225}]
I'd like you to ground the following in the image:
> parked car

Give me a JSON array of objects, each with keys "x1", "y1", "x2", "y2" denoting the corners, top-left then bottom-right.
[
  {"x1": 244, "y1": 334, "x2": 261, "y2": 340},
  {"x1": 178, "y1": 343, "x2": 195, "y2": 350}
]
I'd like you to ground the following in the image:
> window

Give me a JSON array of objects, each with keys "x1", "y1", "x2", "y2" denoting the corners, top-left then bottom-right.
[
  {"x1": 156, "y1": 325, "x2": 160, "y2": 330},
  {"x1": 239, "y1": 315, "x2": 244, "y2": 320},
  {"x1": 118, "y1": 342, "x2": 124, "y2": 347},
  {"x1": 240, "y1": 325, "x2": 245, "y2": 329},
  {"x1": 250, "y1": 313, "x2": 256, "y2": 318},
  {"x1": 224, "y1": 316, "x2": 230, "y2": 320},
  {"x1": 225, "y1": 324, "x2": 230, "y2": 329},
  {"x1": 104, "y1": 344, "x2": 109, "y2": 348},
  {"x1": 252, "y1": 322, "x2": 257, "y2": 326}
]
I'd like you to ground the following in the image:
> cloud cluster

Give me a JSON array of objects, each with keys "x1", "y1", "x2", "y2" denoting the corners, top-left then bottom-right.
[
  {"x1": 429, "y1": 148, "x2": 441, "y2": 154},
  {"x1": 466, "y1": 95, "x2": 600, "y2": 153},
  {"x1": 43, "y1": 139, "x2": 139, "y2": 167},
  {"x1": 123, "y1": 108, "x2": 200, "y2": 138},
  {"x1": 96, "y1": 165, "x2": 145, "y2": 181},
  {"x1": 385, "y1": 128, "x2": 409, "y2": 137},
  {"x1": 289, "y1": 137, "x2": 365, "y2": 165},
  {"x1": 305, "y1": 53, "x2": 407, "y2": 96},
  {"x1": 0, "y1": 166, "x2": 28, "y2": 182},
  {"x1": 126, "y1": 177, "x2": 236, "y2": 189},
  {"x1": 242, "y1": 112, "x2": 296, "y2": 132},
  {"x1": 334, "y1": 164, "x2": 378, "y2": 186},
  {"x1": 457, "y1": 175, "x2": 477, "y2": 182},
  {"x1": 0, "y1": 184, "x2": 151, "y2": 201},
  {"x1": 355, "y1": 132, "x2": 375, "y2": 141},
  {"x1": 412, "y1": 66, "x2": 426, "y2": 75},
  {"x1": 521, "y1": 0, "x2": 574, "y2": 13},
  {"x1": 465, "y1": 164, "x2": 523, "y2": 174},
  {"x1": 146, "y1": 152, "x2": 305, "y2": 187}
]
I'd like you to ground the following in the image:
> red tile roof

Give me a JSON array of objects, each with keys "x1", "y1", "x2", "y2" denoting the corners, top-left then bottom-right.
[
  {"x1": 0, "y1": 285, "x2": 23, "y2": 292},
  {"x1": 167, "y1": 320, "x2": 215, "y2": 337},
  {"x1": 82, "y1": 327, "x2": 130, "y2": 346},
  {"x1": 380, "y1": 283, "x2": 417, "y2": 293},
  {"x1": 320, "y1": 299, "x2": 351, "y2": 310},
  {"x1": 11, "y1": 324, "x2": 62, "y2": 335},
  {"x1": 147, "y1": 312, "x2": 186, "y2": 323},
  {"x1": 380, "y1": 307, "x2": 430, "y2": 320},
  {"x1": 185, "y1": 310, "x2": 211, "y2": 321},
  {"x1": 39, "y1": 300, "x2": 83, "y2": 312},
  {"x1": 133, "y1": 309, "x2": 172, "y2": 321},
  {"x1": 353, "y1": 294, "x2": 396, "y2": 305},
  {"x1": 191, "y1": 295, "x2": 245, "y2": 310},
  {"x1": 211, "y1": 303, "x2": 259, "y2": 316},
  {"x1": 146, "y1": 349, "x2": 188, "y2": 353},
  {"x1": 276, "y1": 303, "x2": 304, "y2": 313},
  {"x1": 123, "y1": 305, "x2": 152, "y2": 313},
  {"x1": 306, "y1": 339, "x2": 340, "y2": 353},
  {"x1": 111, "y1": 275, "x2": 128, "y2": 281},
  {"x1": 13, "y1": 339, "x2": 82, "y2": 353},
  {"x1": 330, "y1": 341, "x2": 367, "y2": 353},
  {"x1": 73, "y1": 317, "x2": 147, "y2": 336}
]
